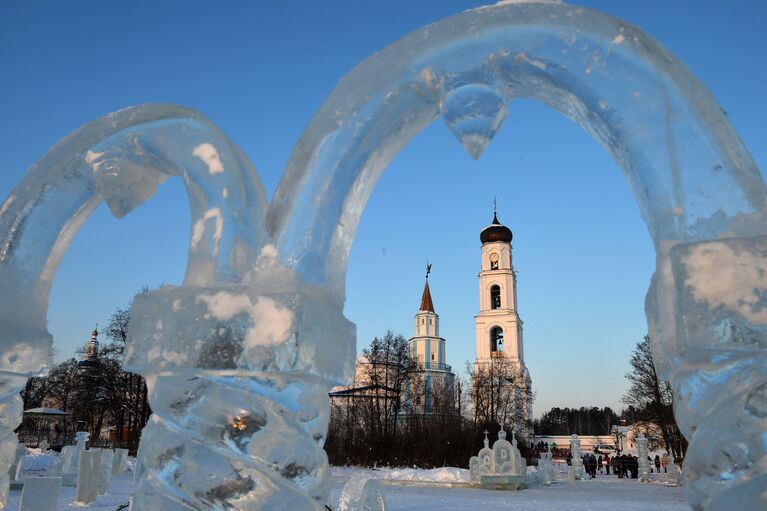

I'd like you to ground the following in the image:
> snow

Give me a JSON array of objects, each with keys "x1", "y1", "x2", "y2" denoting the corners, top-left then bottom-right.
[
  {"x1": 192, "y1": 142, "x2": 225, "y2": 174},
  {"x1": 328, "y1": 467, "x2": 689, "y2": 510},
  {"x1": 4, "y1": 465, "x2": 690, "y2": 510}
]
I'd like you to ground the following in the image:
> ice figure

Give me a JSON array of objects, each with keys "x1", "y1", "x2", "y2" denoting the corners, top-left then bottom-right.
[
  {"x1": 0, "y1": 1, "x2": 765, "y2": 509},
  {"x1": 270, "y1": 2, "x2": 767, "y2": 508},
  {"x1": 569, "y1": 435, "x2": 585, "y2": 481},
  {"x1": 636, "y1": 434, "x2": 650, "y2": 482},
  {"x1": 0, "y1": 104, "x2": 353, "y2": 509},
  {"x1": 492, "y1": 427, "x2": 514, "y2": 475},
  {"x1": 477, "y1": 431, "x2": 494, "y2": 476}
]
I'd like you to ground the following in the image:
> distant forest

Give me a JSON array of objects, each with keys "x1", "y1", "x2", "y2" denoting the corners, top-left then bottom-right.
[{"x1": 532, "y1": 406, "x2": 619, "y2": 436}]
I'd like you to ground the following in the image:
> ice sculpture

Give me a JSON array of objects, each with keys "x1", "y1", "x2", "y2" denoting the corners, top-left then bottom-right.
[
  {"x1": 337, "y1": 478, "x2": 386, "y2": 511},
  {"x1": 0, "y1": 1, "x2": 765, "y2": 509},
  {"x1": 269, "y1": 2, "x2": 767, "y2": 508},
  {"x1": 468, "y1": 427, "x2": 526, "y2": 489},
  {"x1": 569, "y1": 435, "x2": 585, "y2": 481},
  {"x1": 636, "y1": 434, "x2": 650, "y2": 482}
]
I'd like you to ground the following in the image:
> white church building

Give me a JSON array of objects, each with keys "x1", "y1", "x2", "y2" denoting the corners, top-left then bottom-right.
[{"x1": 334, "y1": 208, "x2": 532, "y2": 424}]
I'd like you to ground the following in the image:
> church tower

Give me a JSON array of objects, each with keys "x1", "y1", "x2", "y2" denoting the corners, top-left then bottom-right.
[
  {"x1": 474, "y1": 207, "x2": 532, "y2": 426},
  {"x1": 79, "y1": 327, "x2": 100, "y2": 370},
  {"x1": 408, "y1": 265, "x2": 454, "y2": 414},
  {"x1": 410, "y1": 267, "x2": 446, "y2": 369}
]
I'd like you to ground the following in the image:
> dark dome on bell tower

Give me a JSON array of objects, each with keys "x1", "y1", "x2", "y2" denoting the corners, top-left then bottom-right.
[{"x1": 480, "y1": 212, "x2": 513, "y2": 244}]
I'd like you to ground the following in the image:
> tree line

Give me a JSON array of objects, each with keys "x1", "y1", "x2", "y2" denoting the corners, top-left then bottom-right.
[
  {"x1": 324, "y1": 331, "x2": 533, "y2": 467},
  {"x1": 533, "y1": 406, "x2": 619, "y2": 436},
  {"x1": 19, "y1": 306, "x2": 150, "y2": 452}
]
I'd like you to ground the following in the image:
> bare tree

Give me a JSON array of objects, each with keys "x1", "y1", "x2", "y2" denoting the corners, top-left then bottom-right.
[
  {"x1": 622, "y1": 336, "x2": 687, "y2": 458},
  {"x1": 467, "y1": 356, "x2": 531, "y2": 437}
]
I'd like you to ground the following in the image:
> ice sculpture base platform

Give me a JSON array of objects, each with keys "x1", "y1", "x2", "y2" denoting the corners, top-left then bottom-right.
[{"x1": 477, "y1": 475, "x2": 526, "y2": 490}]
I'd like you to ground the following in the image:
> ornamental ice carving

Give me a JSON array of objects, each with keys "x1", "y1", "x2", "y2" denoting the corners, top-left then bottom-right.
[{"x1": 1, "y1": 1, "x2": 766, "y2": 509}]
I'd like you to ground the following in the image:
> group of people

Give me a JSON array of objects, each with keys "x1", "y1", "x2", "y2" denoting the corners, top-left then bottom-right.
[
  {"x1": 563, "y1": 452, "x2": 671, "y2": 479},
  {"x1": 606, "y1": 454, "x2": 639, "y2": 478}
]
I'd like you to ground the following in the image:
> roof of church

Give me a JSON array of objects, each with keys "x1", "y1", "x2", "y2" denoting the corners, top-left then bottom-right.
[
  {"x1": 480, "y1": 212, "x2": 513, "y2": 244},
  {"x1": 419, "y1": 279, "x2": 435, "y2": 313}
]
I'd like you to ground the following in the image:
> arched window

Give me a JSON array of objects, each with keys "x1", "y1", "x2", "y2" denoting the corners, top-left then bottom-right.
[
  {"x1": 490, "y1": 326, "x2": 504, "y2": 352},
  {"x1": 490, "y1": 285, "x2": 501, "y2": 309}
]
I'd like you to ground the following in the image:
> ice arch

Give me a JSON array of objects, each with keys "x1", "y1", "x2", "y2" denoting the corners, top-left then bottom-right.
[
  {"x1": 269, "y1": 1, "x2": 767, "y2": 508},
  {"x1": 0, "y1": 104, "x2": 267, "y2": 504}
]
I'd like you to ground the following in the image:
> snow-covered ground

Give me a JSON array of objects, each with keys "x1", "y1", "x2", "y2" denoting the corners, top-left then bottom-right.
[
  {"x1": 4, "y1": 466, "x2": 691, "y2": 510},
  {"x1": 330, "y1": 467, "x2": 691, "y2": 511}
]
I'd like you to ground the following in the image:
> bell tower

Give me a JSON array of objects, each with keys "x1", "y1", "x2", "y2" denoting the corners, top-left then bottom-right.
[
  {"x1": 474, "y1": 208, "x2": 524, "y2": 364},
  {"x1": 473, "y1": 204, "x2": 533, "y2": 430}
]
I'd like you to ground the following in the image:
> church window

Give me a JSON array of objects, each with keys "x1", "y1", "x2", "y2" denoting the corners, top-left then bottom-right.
[
  {"x1": 490, "y1": 285, "x2": 501, "y2": 309},
  {"x1": 421, "y1": 318, "x2": 425, "y2": 324},
  {"x1": 490, "y1": 326, "x2": 504, "y2": 352},
  {"x1": 431, "y1": 353, "x2": 435, "y2": 361},
  {"x1": 429, "y1": 318, "x2": 432, "y2": 324}
]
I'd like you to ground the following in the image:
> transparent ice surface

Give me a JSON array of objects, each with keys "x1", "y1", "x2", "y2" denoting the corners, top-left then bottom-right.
[
  {"x1": 1, "y1": 1, "x2": 766, "y2": 510},
  {"x1": 269, "y1": 1, "x2": 767, "y2": 508}
]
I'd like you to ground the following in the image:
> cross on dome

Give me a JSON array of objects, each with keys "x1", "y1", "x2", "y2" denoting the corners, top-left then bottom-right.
[{"x1": 480, "y1": 201, "x2": 513, "y2": 244}]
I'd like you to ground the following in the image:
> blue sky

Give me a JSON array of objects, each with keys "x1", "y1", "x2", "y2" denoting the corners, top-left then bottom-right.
[{"x1": 1, "y1": 1, "x2": 765, "y2": 417}]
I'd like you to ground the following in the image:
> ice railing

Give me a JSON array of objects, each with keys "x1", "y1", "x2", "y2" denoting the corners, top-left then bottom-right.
[{"x1": 1, "y1": 1, "x2": 765, "y2": 510}]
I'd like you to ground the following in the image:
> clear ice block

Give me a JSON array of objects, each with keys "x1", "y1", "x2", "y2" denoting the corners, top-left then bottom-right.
[{"x1": 2, "y1": 1, "x2": 767, "y2": 509}]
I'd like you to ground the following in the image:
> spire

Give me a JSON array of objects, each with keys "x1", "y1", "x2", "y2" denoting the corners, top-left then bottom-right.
[
  {"x1": 480, "y1": 198, "x2": 513, "y2": 244},
  {"x1": 86, "y1": 326, "x2": 99, "y2": 360},
  {"x1": 79, "y1": 324, "x2": 100, "y2": 368},
  {"x1": 493, "y1": 196, "x2": 503, "y2": 225},
  {"x1": 419, "y1": 279, "x2": 435, "y2": 313}
]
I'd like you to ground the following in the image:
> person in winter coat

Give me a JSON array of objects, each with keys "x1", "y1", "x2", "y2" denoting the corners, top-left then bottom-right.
[
  {"x1": 604, "y1": 454, "x2": 610, "y2": 475},
  {"x1": 654, "y1": 454, "x2": 661, "y2": 474}
]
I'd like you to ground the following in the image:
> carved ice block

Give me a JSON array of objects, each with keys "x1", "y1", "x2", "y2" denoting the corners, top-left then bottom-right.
[
  {"x1": 19, "y1": 476, "x2": 61, "y2": 511},
  {"x1": 125, "y1": 284, "x2": 356, "y2": 510},
  {"x1": 112, "y1": 448, "x2": 128, "y2": 475},
  {"x1": 9, "y1": 443, "x2": 25, "y2": 482},
  {"x1": 337, "y1": 478, "x2": 386, "y2": 511},
  {"x1": 469, "y1": 456, "x2": 479, "y2": 482},
  {"x1": 98, "y1": 449, "x2": 114, "y2": 494},
  {"x1": 75, "y1": 449, "x2": 101, "y2": 504}
]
